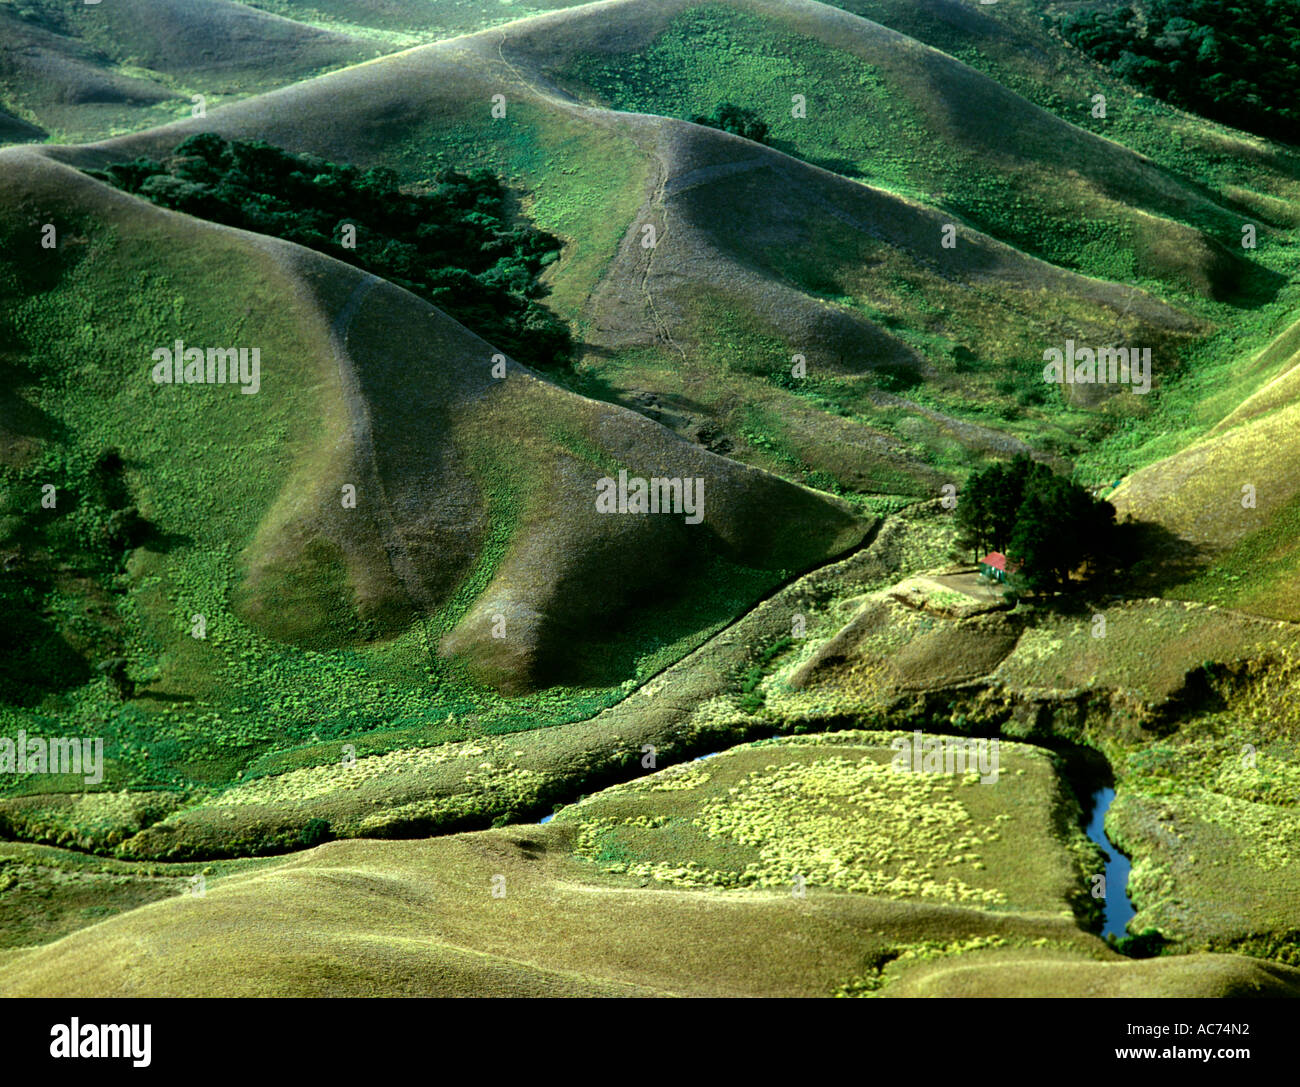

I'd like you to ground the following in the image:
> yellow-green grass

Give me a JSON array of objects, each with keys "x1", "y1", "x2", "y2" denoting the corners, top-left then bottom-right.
[
  {"x1": 1109, "y1": 789, "x2": 1300, "y2": 958},
  {"x1": 1174, "y1": 491, "x2": 1300, "y2": 622},
  {"x1": 1072, "y1": 651, "x2": 1300, "y2": 958},
  {"x1": 0, "y1": 838, "x2": 279, "y2": 949},
  {"x1": 3, "y1": 502, "x2": 1299, "y2": 981},
  {"x1": 992, "y1": 601, "x2": 1300, "y2": 709},
  {"x1": 775, "y1": 594, "x2": 1023, "y2": 722},
  {"x1": 1104, "y1": 314, "x2": 1300, "y2": 621},
  {"x1": 1111, "y1": 395, "x2": 1300, "y2": 555},
  {"x1": 738, "y1": 550, "x2": 1300, "y2": 966},
  {"x1": 3, "y1": 729, "x2": 1290, "y2": 997},
  {"x1": 23, "y1": 502, "x2": 944, "y2": 862},
  {"x1": 0, "y1": 825, "x2": 1099, "y2": 997},
  {"x1": 877, "y1": 947, "x2": 1300, "y2": 998},
  {"x1": 0, "y1": 731, "x2": 1100, "y2": 997},
  {"x1": 555, "y1": 731, "x2": 1099, "y2": 917},
  {"x1": 762, "y1": 577, "x2": 1300, "y2": 745}
]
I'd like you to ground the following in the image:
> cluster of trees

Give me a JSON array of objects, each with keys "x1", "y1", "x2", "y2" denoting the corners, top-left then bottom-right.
[
  {"x1": 956, "y1": 455, "x2": 1133, "y2": 592},
  {"x1": 1058, "y1": 1, "x2": 1300, "y2": 145},
  {"x1": 690, "y1": 102, "x2": 770, "y2": 144},
  {"x1": 6, "y1": 1, "x2": 69, "y2": 33},
  {"x1": 94, "y1": 133, "x2": 572, "y2": 371}
]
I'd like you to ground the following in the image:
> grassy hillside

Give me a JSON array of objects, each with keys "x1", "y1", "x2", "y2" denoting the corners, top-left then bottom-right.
[
  {"x1": 2, "y1": 0, "x2": 1298, "y2": 819},
  {"x1": 0, "y1": 145, "x2": 864, "y2": 808},
  {"x1": 0, "y1": 0, "x2": 393, "y2": 144},
  {"x1": 38, "y1": 0, "x2": 1300, "y2": 510},
  {"x1": 6, "y1": 731, "x2": 1294, "y2": 997},
  {"x1": 4, "y1": 0, "x2": 1300, "y2": 996},
  {"x1": 93, "y1": 133, "x2": 574, "y2": 371}
]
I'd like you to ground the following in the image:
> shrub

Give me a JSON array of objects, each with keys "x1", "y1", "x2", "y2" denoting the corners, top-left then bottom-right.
[
  {"x1": 297, "y1": 818, "x2": 332, "y2": 848},
  {"x1": 690, "y1": 102, "x2": 770, "y2": 144}
]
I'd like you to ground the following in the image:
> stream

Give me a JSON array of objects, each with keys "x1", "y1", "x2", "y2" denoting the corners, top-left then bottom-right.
[
  {"x1": 1084, "y1": 786, "x2": 1136, "y2": 940},
  {"x1": 539, "y1": 751, "x2": 722, "y2": 823}
]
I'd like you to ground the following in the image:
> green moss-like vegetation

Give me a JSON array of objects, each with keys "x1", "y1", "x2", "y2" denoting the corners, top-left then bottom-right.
[
  {"x1": 561, "y1": 731, "x2": 1096, "y2": 915},
  {"x1": 0, "y1": 162, "x2": 822, "y2": 813},
  {"x1": 1056, "y1": 1, "x2": 1300, "y2": 145}
]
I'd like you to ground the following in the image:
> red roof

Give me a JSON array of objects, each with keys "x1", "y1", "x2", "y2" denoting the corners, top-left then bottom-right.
[{"x1": 980, "y1": 552, "x2": 1021, "y2": 572}]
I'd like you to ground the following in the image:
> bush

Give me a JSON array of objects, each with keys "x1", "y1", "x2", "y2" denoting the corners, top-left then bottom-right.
[
  {"x1": 1110, "y1": 928, "x2": 1169, "y2": 959},
  {"x1": 690, "y1": 102, "x2": 770, "y2": 144},
  {"x1": 297, "y1": 818, "x2": 332, "y2": 848}
]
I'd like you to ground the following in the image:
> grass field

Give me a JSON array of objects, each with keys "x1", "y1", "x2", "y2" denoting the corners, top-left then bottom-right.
[
  {"x1": 3, "y1": 0, "x2": 1300, "y2": 994},
  {"x1": 0, "y1": 145, "x2": 864, "y2": 809},
  {"x1": 2, "y1": 731, "x2": 1294, "y2": 997}
]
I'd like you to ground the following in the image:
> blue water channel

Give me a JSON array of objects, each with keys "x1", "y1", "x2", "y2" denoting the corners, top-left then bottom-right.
[{"x1": 1084, "y1": 787, "x2": 1136, "y2": 939}]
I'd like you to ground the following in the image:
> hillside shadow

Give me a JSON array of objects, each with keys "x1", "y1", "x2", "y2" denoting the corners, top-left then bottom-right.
[
  {"x1": 1004, "y1": 521, "x2": 1208, "y2": 619},
  {"x1": 133, "y1": 690, "x2": 196, "y2": 704},
  {"x1": 0, "y1": 378, "x2": 68, "y2": 445},
  {"x1": 1126, "y1": 521, "x2": 1210, "y2": 595},
  {"x1": 1210, "y1": 253, "x2": 1290, "y2": 310},
  {"x1": 0, "y1": 572, "x2": 91, "y2": 705},
  {"x1": 571, "y1": 363, "x2": 717, "y2": 421}
]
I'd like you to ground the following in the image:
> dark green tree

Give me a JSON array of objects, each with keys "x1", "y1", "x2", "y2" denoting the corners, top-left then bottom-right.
[
  {"x1": 92, "y1": 135, "x2": 573, "y2": 371},
  {"x1": 957, "y1": 455, "x2": 1122, "y2": 591},
  {"x1": 1058, "y1": 1, "x2": 1300, "y2": 145},
  {"x1": 690, "y1": 103, "x2": 770, "y2": 144}
]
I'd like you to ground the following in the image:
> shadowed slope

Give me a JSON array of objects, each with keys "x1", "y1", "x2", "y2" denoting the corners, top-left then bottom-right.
[
  {"x1": 0, "y1": 146, "x2": 865, "y2": 698},
  {"x1": 516, "y1": 0, "x2": 1262, "y2": 299},
  {"x1": 1108, "y1": 313, "x2": 1300, "y2": 620},
  {"x1": 0, "y1": 0, "x2": 387, "y2": 142},
  {"x1": 0, "y1": 107, "x2": 44, "y2": 144}
]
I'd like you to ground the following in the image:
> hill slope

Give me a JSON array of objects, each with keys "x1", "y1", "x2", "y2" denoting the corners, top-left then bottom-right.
[
  {"x1": 6, "y1": 732, "x2": 1296, "y2": 997},
  {"x1": 0, "y1": 0, "x2": 390, "y2": 142},
  {"x1": 42, "y1": 0, "x2": 1291, "y2": 501},
  {"x1": 0, "y1": 143, "x2": 864, "y2": 780}
]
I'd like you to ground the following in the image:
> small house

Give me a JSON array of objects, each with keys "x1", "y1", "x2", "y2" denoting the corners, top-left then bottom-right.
[{"x1": 979, "y1": 552, "x2": 1021, "y2": 583}]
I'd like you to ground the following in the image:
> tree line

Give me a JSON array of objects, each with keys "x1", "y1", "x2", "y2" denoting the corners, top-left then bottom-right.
[{"x1": 1058, "y1": 1, "x2": 1300, "y2": 145}]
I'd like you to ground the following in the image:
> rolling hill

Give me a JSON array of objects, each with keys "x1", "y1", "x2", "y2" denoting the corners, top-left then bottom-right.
[
  {"x1": 3, "y1": 0, "x2": 1300, "y2": 998},
  {"x1": 41, "y1": 0, "x2": 1291, "y2": 499},
  {"x1": 6, "y1": 733, "x2": 1297, "y2": 997}
]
